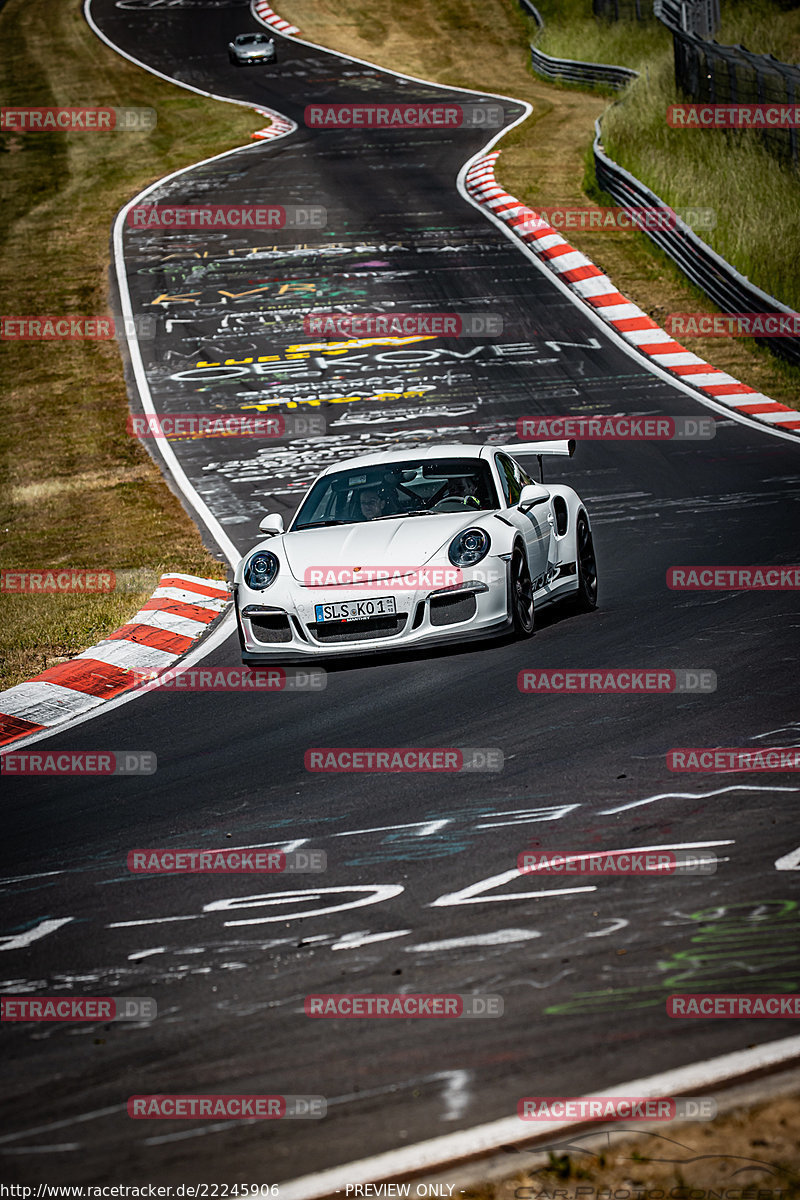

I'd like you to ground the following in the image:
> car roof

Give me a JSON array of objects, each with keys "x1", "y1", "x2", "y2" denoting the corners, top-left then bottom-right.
[{"x1": 317, "y1": 443, "x2": 496, "y2": 477}]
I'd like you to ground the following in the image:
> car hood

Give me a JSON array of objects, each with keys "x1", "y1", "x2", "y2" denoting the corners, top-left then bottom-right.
[{"x1": 278, "y1": 513, "x2": 492, "y2": 584}]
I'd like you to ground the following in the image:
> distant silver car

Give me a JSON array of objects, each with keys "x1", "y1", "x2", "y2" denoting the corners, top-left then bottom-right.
[{"x1": 229, "y1": 32, "x2": 277, "y2": 65}]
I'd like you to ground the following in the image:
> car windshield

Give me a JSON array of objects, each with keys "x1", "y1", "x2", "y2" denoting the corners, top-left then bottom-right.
[
  {"x1": 291, "y1": 457, "x2": 499, "y2": 529},
  {"x1": 237, "y1": 34, "x2": 269, "y2": 44}
]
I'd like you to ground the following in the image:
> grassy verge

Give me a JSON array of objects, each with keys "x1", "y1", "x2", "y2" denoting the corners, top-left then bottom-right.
[
  {"x1": 461, "y1": 1090, "x2": 800, "y2": 1200},
  {"x1": 0, "y1": 0, "x2": 259, "y2": 690},
  {"x1": 601, "y1": 48, "x2": 800, "y2": 311},
  {"x1": 533, "y1": 0, "x2": 669, "y2": 70}
]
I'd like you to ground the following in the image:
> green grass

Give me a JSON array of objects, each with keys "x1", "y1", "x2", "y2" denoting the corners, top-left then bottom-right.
[
  {"x1": 602, "y1": 55, "x2": 800, "y2": 310},
  {"x1": 533, "y1": 0, "x2": 670, "y2": 70},
  {"x1": 527, "y1": 0, "x2": 800, "y2": 313},
  {"x1": 0, "y1": 0, "x2": 258, "y2": 690}
]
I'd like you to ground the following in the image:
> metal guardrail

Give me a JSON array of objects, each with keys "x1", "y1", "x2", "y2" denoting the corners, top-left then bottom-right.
[
  {"x1": 654, "y1": 0, "x2": 720, "y2": 39},
  {"x1": 593, "y1": 118, "x2": 800, "y2": 367},
  {"x1": 513, "y1": 0, "x2": 798, "y2": 366},
  {"x1": 529, "y1": 44, "x2": 638, "y2": 90},
  {"x1": 517, "y1": 0, "x2": 544, "y2": 26}
]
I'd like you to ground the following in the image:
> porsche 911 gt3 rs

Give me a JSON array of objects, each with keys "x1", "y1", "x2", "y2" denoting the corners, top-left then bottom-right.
[{"x1": 232, "y1": 442, "x2": 597, "y2": 662}]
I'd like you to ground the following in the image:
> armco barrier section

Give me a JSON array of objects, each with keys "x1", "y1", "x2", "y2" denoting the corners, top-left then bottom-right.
[
  {"x1": 529, "y1": 44, "x2": 637, "y2": 90},
  {"x1": 655, "y1": 0, "x2": 799, "y2": 168},
  {"x1": 593, "y1": 118, "x2": 800, "y2": 368}
]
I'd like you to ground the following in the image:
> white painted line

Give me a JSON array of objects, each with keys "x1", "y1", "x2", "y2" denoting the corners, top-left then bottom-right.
[
  {"x1": 601, "y1": 784, "x2": 800, "y2": 814},
  {"x1": 0, "y1": 918, "x2": 74, "y2": 952},
  {"x1": 0, "y1": 1104, "x2": 127, "y2": 1146},
  {"x1": 276, "y1": 1036, "x2": 800, "y2": 1200},
  {"x1": 775, "y1": 845, "x2": 800, "y2": 870},
  {"x1": 407, "y1": 929, "x2": 541, "y2": 951}
]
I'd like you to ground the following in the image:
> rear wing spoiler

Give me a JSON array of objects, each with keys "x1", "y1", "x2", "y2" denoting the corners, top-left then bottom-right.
[{"x1": 497, "y1": 439, "x2": 576, "y2": 483}]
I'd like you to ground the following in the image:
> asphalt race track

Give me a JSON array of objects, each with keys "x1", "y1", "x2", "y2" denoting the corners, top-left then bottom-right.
[{"x1": 2, "y1": 0, "x2": 800, "y2": 1186}]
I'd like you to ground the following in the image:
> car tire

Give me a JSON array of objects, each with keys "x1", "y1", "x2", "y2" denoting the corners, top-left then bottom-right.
[
  {"x1": 510, "y1": 546, "x2": 535, "y2": 637},
  {"x1": 571, "y1": 513, "x2": 598, "y2": 612}
]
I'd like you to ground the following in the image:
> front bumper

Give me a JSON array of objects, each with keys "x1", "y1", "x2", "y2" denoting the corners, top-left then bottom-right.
[{"x1": 234, "y1": 562, "x2": 513, "y2": 662}]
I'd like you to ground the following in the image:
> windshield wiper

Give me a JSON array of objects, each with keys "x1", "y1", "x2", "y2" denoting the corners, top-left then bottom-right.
[
  {"x1": 292, "y1": 520, "x2": 349, "y2": 531},
  {"x1": 371, "y1": 509, "x2": 437, "y2": 520}
]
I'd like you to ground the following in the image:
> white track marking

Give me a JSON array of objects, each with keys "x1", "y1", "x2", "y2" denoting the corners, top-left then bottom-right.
[
  {"x1": 333, "y1": 820, "x2": 450, "y2": 838},
  {"x1": 276, "y1": 1036, "x2": 800, "y2": 1200},
  {"x1": 586, "y1": 917, "x2": 629, "y2": 937},
  {"x1": 431, "y1": 871, "x2": 596, "y2": 906},
  {"x1": 0, "y1": 1104, "x2": 127, "y2": 1146},
  {"x1": 330, "y1": 930, "x2": 411, "y2": 950},
  {"x1": 602, "y1": 785, "x2": 800, "y2": 814},
  {"x1": 0, "y1": 918, "x2": 73, "y2": 952},
  {"x1": 211, "y1": 884, "x2": 405, "y2": 926},
  {"x1": 407, "y1": 930, "x2": 541, "y2": 951},
  {"x1": 775, "y1": 845, "x2": 800, "y2": 870},
  {"x1": 0, "y1": 870, "x2": 65, "y2": 887}
]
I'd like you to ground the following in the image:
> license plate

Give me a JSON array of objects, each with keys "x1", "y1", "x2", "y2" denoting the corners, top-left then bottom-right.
[{"x1": 315, "y1": 596, "x2": 397, "y2": 623}]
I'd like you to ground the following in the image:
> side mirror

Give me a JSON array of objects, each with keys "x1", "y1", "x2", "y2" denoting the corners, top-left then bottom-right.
[
  {"x1": 518, "y1": 484, "x2": 550, "y2": 513},
  {"x1": 258, "y1": 513, "x2": 284, "y2": 536}
]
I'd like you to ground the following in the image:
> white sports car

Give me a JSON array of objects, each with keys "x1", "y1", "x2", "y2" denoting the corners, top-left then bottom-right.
[{"x1": 232, "y1": 442, "x2": 598, "y2": 662}]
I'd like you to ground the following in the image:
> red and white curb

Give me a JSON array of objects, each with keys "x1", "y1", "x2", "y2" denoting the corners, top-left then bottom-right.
[
  {"x1": 466, "y1": 154, "x2": 800, "y2": 434},
  {"x1": 0, "y1": 574, "x2": 229, "y2": 747},
  {"x1": 252, "y1": 110, "x2": 296, "y2": 140},
  {"x1": 252, "y1": 0, "x2": 299, "y2": 36}
]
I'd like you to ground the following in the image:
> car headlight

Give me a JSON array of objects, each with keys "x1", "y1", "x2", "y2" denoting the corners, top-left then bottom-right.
[
  {"x1": 244, "y1": 550, "x2": 279, "y2": 590},
  {"x1": 448, "y1": 528, "x2": 490, "y2": 568}
]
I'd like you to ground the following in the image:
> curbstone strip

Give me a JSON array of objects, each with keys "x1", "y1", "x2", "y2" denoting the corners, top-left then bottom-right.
[
  {"x1": 465, "y1": 154, "x2": 800, "y2": 434},
  {"x1": 0, "y1": 574, "x2": 230, "y2": 747}
]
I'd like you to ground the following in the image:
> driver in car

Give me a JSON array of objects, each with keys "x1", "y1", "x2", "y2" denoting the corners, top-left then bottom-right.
[
  {"x1": 444, "y1": 474, "x2": 483, "y2": 507},
  {"x1": 357, "y1": 488, "x2": 386, "y2": 520}
]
